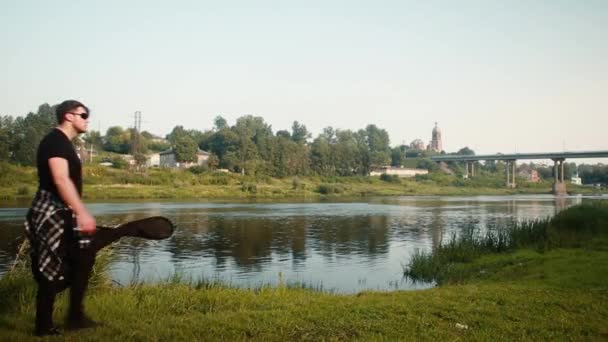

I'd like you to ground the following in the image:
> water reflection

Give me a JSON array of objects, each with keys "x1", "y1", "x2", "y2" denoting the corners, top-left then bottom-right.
[{"x1": 0, "y1": 195, "x2": 604, "y2": 293}]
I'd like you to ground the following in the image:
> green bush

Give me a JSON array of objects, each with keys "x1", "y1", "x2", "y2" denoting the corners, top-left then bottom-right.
[
  {"x1": 110, "y1": 157, "x2": 128, "y2": 169},
  {"x1": 0, "y1": 161, "x2": 36, "y2": 187},
  {"x1": 380, "y1": 174, "x2": 400, "y2": 183},
  {"x1": 292, "y1": 177, "x2": 306, "y2": 190},
  {"x1": 188, "y1": 165, "x2": 208, "y2": 174},
  {"x1": 241, "y1": 182, "x2": 257, "y2": 193},
  {"x1": 205, "y1": 173, "x2": 232, "y2": 185},
  {"x1": 316, "y1": 183, "x2": 345, "y2": 194}
]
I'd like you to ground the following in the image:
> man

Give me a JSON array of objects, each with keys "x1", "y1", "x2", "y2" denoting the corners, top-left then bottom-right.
[
  {"x1": 25, "y1": 100, "x2": 175, "y2": 336},
  {"x1": 25, "y1": 99, "x2": 97, "y2": 336}
]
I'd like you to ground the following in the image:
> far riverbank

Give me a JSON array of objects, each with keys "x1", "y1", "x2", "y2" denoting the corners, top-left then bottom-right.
[{"x1": 1, "y1": 163, "x2": 605, "y2": 201}]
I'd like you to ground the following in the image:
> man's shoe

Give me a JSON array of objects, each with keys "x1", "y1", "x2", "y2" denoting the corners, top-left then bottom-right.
[
  {"x1": 65, "y1": 315, "x2": 100, "y2": 331},
  {"x1": 34, "y1": 327, "x2": 61, "y2": 337}
]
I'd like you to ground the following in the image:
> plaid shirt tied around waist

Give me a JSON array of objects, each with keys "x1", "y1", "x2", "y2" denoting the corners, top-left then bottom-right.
[{"x1": 24, "y1": 189, "x2": 91, "y2": 282}]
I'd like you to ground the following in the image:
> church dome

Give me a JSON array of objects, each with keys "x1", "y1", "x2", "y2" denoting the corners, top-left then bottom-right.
[{"x1": 432, "y1": 122, "x2": 441, "y2": 134}]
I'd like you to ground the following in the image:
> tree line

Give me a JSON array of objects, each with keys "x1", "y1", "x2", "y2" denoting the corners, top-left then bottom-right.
[
  {"x1": 2, "y1": 103, "x2": 607, "y2": 184},
  {"x1": 0, "y1": 103, "x2": 430, "y2": 177}
]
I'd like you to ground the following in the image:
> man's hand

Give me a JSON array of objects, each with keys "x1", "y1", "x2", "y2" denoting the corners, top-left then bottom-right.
[{"x1": 77, "y1": 210, "x2": 97, "y2": 234}]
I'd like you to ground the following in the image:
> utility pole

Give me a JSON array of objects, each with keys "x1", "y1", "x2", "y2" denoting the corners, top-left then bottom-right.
[{"x1": 132, "y1": 111, "x2": 142, "y2": 155}]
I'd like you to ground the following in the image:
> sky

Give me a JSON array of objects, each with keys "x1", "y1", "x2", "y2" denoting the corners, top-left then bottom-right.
[{"x1": 1, "y1": 0, "x2": 607, "y2": 160}]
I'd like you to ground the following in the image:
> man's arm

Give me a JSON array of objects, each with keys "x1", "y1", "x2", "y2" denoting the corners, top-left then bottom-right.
[{"x1": 48, "y1": 157, "x2": 96, "y2": 234}]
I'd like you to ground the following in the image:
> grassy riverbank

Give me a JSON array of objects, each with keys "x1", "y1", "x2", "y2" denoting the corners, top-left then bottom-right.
[
  {"x1": 0, "y1": 203, "x2": 606, "y2": 340},
  {"x1": 0, "y1": 163, "x2": 604, "y2": 200},
  {"x1": 405, "y1": 202, "x2": 608, "y2": 284}
]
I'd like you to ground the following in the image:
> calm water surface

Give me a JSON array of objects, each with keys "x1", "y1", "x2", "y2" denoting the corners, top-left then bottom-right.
[{"x1": 1, "y1": 195, "x2": 605, "y2": 293}]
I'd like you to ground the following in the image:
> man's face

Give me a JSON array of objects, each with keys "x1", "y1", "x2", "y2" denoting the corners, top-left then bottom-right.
[{"x1": 67, "y1": 106, "x2": 89, "y2": 134}]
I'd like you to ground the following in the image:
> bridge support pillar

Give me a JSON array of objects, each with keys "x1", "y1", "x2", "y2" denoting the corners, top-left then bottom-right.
[
  {"x1": 552, "y1": 158, "x2": 567, "y2": 195},
  {"x1": 505, "y1": 160, "x2": 516, "y2": 188},
  {"x1": 465, "y1": 161, "x2": 475, "y2": 178}
]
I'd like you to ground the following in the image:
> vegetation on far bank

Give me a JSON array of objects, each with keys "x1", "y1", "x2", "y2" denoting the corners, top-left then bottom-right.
[
  {"x1": 1, "y1": 162, "x2": 605, "y2": 201},
  {"x1": 2, "y1": 103, "x2": 607, "y2": 202},
  {"x1": 0, "y1": 203, "x2": 607, "y2": 340}
]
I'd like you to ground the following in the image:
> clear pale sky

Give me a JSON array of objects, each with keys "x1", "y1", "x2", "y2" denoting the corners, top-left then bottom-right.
[{"x1": 1, "y1": 0, "x2": 606, "y2": 157}]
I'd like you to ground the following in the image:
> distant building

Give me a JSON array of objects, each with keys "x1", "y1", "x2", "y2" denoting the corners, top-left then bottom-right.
[
  {"x1": 370, "y1": 166, "x2": 428, "y2": 178},
  {"x1": 75, "y1": 146, "x2": 98, "y2": 164},
  {"x1": 571, "y1": 173, "x2": 582, "y2": 185},
  {"x1": 518, "y1": 168, "x2": 540, "y2": 183},
  {"x1": 159, "y1": 148, "x2": 210, "y2": 168},
  {"x1": 410, "y1": 139, "x2": 426, "y2": 150},
  {"x1": 429, "y1": 122, "x2": 443, "y2": 152},
  {"x1": 146, "y1": 153, "x2": 160, "y2": 167},
  {"x1": 120, "y1": 154, "x2": 137, "y2": 166}
]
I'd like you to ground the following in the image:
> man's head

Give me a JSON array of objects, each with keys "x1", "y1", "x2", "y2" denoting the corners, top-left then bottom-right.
[{"x1": 55, "y1": 100, "x2": 89, "y2": 134}]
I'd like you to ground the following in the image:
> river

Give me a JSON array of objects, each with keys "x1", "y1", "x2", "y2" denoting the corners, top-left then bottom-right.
[{"x1": 1, "y1": 194, "x2": 605, "y2": 293}]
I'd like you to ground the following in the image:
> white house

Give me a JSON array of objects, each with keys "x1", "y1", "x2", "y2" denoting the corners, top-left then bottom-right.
[
  {"x1": 571, "y1": 173, "x2": 582, "y2": 185},
  {"x1": 369, "y1": 166, "x2": 428, "y2": 177},
  {"x1": 146, "y1": 153, "x2": 160, "y2": 167},
  {"x1": 159, "y1": 148, "x2": 210, "y2": 168}
]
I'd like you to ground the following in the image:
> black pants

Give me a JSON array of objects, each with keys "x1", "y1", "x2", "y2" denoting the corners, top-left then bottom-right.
[{"x1": 31, "y1": 221, "x2": 138, "y2": 331}]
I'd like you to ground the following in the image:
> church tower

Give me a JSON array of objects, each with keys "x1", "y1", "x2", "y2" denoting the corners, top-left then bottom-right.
[{"x1": 431, "y1": 122, "x2": 442, "y2": 152}]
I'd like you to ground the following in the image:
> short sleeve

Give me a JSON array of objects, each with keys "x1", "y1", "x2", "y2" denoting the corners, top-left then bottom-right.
[{"x1": 41, "y1": 132, "x2": 72, "y2": 161}]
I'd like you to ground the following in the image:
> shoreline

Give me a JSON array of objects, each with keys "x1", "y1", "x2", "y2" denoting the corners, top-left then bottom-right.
[{"x1": 1, "y1": 182, "x2": 605, "y2": 202}]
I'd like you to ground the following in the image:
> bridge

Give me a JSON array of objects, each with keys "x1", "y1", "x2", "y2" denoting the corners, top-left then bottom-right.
[{"x1": 430, "y1": 150, "x2": 608, "y2": 195}]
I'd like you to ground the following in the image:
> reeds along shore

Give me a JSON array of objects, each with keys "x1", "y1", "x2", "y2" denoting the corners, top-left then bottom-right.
[
  {"x1": 405, "y1": 201, "x2": 608, "y2": 284},
  {"x1": 0, "y1": 202, "x2": 607, "y2": 340}
]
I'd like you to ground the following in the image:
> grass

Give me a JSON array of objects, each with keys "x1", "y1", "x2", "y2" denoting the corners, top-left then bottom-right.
[
  {"x1": 405, "y1": 202, "x2": 608, "y2": 284},
  {"x1": 0, "y1": 203, "x2": 607, "y2": 340},
  {"x1": 1, "y1": 261, "x2": 607, "y2": 340}
]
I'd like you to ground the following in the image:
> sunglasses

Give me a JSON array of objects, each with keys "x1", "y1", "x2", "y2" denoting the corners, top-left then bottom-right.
[{"x1": 67, "y1": 112, "x2": 90, "y2": 120}]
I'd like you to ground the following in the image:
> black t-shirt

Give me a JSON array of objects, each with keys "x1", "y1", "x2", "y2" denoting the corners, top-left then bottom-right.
[{"x1": 37, "y1": 128, "x2": 82, "y2": 200}]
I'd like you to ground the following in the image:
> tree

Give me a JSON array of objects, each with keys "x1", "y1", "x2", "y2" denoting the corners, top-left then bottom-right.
[
  {"x1": 147, "y1": 139, "x2": 171, "y2": 152},
  {"x1": 416, "y1": 158, "x2": 439, "y2": 172},
  {"x1": 483, "y1": 160, "x2": 498, "y2": 172},
  {"x1": 231, "y1": 115, "x2": 273, "y2": 175},
  {"x1": 13, "y1": 127, "x2": 39, "y2": 165},
  {"x1": 291, "y1": 121, "x2": 311, "y2": 144},
  {"x1": 456, "y1": 147, "x2": 475, "y2": 155},
  {"x1": 82, "y1": 130, "x2": 103, "y2": 150},
  {"x1": 207, "y1": 153, "x2": 220, "y2": 169},
  {"x1": 271, "y1": 135, "x2": 310, "y2": 177},
  {"x1": 128, "y1": 128, "x2": 149, "y2": 156},
  {"x1": 174, "y1": 135, "x2": 197, "y2": 163},
  {"x1": 364, "y1": 124, "x2": 391, "y2": 167},
  {"x1": 334, "y1": 130, "x2": 362, "y2": 176},
  {"x1": 391, "y1": 145, "x2": 407, "y2": 167},
  {"x1": 207, "y1": 128, "x2": 239, "y2": 167},
  {"x1": 141, "y1": 131, "x2": 155, "y2": 140},
  {"x1": 166, "y1": 125, "x2": 188, "y2": 145},
  {"x1": 9, "y1": 104, "x2": 56, "y2": 165},
  {"x1": 310, "y1": 135, "x2": 333, "y2": 175},
  {"x1": 321, "y1": 127, "x2": 337, "y2": 143},
  {"x1": 214, "y1": 116, "x2": 228, "y2": 131},
  {"x1": 104, "y1": 126, "x2": 130, "y2": 153},
  {"x1": 276, "y1": 130, "x2": 291, "y2": 139},
  {"x1": 0, "y1": 116, "x2": 14, "y2": 161}
]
